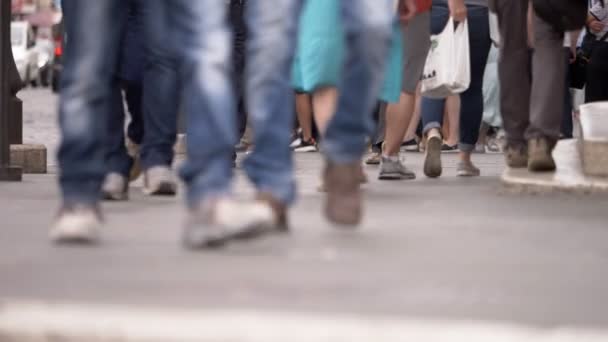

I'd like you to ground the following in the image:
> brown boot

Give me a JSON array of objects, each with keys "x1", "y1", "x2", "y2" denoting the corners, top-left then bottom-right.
[
  {"x1": 324, "y1": 161, "x2": 362, "y2": 226},
  {"x1": 504, "y1": 144, "x2": 528, "y2": 168},
  {"x1": 528, "y1": 137, "x2": 556, "y2": 172},
  {"x1": 318, "y1": 163, "x2": 367, "y2": 193}
]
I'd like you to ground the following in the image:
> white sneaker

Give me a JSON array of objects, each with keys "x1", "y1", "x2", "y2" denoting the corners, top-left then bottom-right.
[
  {"x1": 182, "y1": 198, "x2": 275, "y2": 249},
  {"x1": 101, "y1": 173, "x2": 128, "y2": 201},
  {"x1": 50, "y1": 205, "x2": 102, "y2": 244},
  {"x1": 143, "y1": 166, "x2": 177, "y2": 196}
]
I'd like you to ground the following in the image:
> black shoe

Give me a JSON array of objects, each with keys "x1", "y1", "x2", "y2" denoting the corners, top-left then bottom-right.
[
  {"x1": 401, "y1": 139, "x2": 419, "y2": 152},
  {"x1": 441, "y1": 144, "x2": 459, "y2": 152},
  {"x1": 292, "y1": 138, "x2": 318, "y2": 152}
]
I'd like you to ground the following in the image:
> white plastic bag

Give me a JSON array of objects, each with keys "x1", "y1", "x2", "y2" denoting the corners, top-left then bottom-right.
[{"x1": 421, "y1": 18, "x2": 471, "y2": 99}]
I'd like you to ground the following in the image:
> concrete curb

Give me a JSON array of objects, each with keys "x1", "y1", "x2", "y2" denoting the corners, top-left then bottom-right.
[
  {"x1": 501, "y1": 140, "x2": 608, "y2": 194},
  {"x1": 1, "y1": 300, "x2": 607, "y2": 342}
]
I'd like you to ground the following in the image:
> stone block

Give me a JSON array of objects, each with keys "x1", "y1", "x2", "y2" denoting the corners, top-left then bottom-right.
[
  {"x1": 579, "y1": 102, "x2": 608, "y2": 177},
  {"x1": 502, "y1": 140, "x2": 608, "y2": 194},
  {"x1": 10, "y1": 144, "x2": 47, "y2": 174}
]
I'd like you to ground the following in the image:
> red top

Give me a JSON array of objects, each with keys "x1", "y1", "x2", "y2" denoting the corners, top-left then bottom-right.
[{"x1": 416, "y1": 0, "x2": 432, "y2": 13}]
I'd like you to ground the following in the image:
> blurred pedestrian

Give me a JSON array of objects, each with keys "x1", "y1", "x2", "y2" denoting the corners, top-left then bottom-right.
[
  {"x1": 102, "y1": 0, "x2": 147, "y2": 201},
  {"x1": 420, "y1": 0, "x2": 492, "y2": 178},
  {"x1": 490, "y1": 0, "x2": 568, "y2": 172}
]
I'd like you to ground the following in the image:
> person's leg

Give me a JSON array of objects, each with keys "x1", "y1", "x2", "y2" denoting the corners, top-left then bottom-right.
[
  {"x1": 492, "y1": 0, "x2": 531, "y2": 168},
  {"x1": 420, "y1": 4, "x2": 450, "y2": 178},
  {"x1": 444, "y1": 95, "x2": 460, "y2": 146},
  {"x1": 294, "y1": 92, "x2": 314, "y2": 144},
  {"x1": 124, "y1": 81, "x2": 144, "y2": 145},
  {"x1": 53, "y1": 0, "x2": 127, "y2": 243},
  {"x1": 141, "y1": 0, "x2": 179, "y2": 175},
  {"x1": 403, "y1": 86, "x2": 422, "y2": 144},
  {"x1": 241, "y1": 0, "x2": 302, "y2": 217},
  {"x1": 322, "y1": 0, "x2": 393, "y2": 225},
  {"x1": 456, "y1": 5, "x2": 491, "y2": 176},
  {"x1": 101, "y1": 81, "x2": 133, "y2": 201},
  {"x1": 526, "y1": 11, "x2": 565, "y2": 171},
  {"x1": 312, "y1": 87, "x2": 339, "y2": 135},
  {"x1": 105, "y1": 83, "x2": 132, "y2": 178}
]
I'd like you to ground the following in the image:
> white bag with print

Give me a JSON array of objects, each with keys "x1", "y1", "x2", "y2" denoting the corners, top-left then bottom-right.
[{"x1": 421, "y1": 18, "x2": 471, "y2": 99}]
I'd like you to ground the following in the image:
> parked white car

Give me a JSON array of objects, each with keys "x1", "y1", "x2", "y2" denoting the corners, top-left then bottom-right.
[{"x1": 11, "y1": 21, "x2": 40, "y2": 86}]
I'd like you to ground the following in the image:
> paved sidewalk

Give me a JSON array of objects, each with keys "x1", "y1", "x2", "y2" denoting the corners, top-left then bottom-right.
[
  {"x1": 3, "y1": 89, "x2": 608, "y2": 340},
  {"x1": 2, "y1": 151, "x2": 608, "y2": 341}
]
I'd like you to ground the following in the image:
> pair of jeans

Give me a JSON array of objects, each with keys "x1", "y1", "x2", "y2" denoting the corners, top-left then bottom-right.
[
  {"x1": 421, "y1": 5, "x2": 491, "y2": 152},
  {"x1": 58, "y1": 0, "x2": 128, "y2": 205},
  {"x1": 140, "y1": 0, "x2": 179, "y2": 170},
  {"x1": 106, "y1": 0, "x2": 146, "y2": 177},
  {"x1": 322, "y1": 0, "x2": 395, "y2": 163},
  {"x1": 178, "y1": 0, "x2": 301, "y2": 206}
]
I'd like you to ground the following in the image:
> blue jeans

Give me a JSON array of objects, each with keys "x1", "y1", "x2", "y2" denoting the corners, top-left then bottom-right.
[
  {"x1": 421, "y1": 5, "x2": 491, "y2": 152},
  {"x1": 106, "y1": 0, "x2": 146, "y2": 177},
  {"x1": 238, "y1": 0, "x2": 302, "y2": 205},
  {"x1": 140, "y1": 0, "x2": 179, "y2": 170},
  {"x1": 179, "y1": 0, "x2": 301, "y2": 206},
  {"x1": 322, "y1": 0, "x2": 395, "y2": 163},
  {"x1": 58, "y1": 0, "x2": 128, "y2": 205}
]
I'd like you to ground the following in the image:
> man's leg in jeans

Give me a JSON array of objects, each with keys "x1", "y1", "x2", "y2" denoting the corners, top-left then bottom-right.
[
  {"x1": 53, "y1": 0, "x2": 126, "y2": 243},
  {"x1": 170, "y1": 0, "x2": 277, "y2": 249},
  {"x1": 492, "y1": 0, "x2": 531, "y2": 168},
  {"x1": 323, "y1": 0, "x2": 393, "y2": 225},
  {"x1": 141, "y1": 0, "x2": 179, "y2": 195},
  {"x1": 242, "y1": 0, "x2": 301, "y2": 216},
  {"x1": 101, "y1": 82, "x2": 133, "y2": 200}
]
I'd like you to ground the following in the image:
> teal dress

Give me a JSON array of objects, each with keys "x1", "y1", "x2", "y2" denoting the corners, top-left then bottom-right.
[{"x1": 292, "y1": 0, "x2": 403, "y2": 103}]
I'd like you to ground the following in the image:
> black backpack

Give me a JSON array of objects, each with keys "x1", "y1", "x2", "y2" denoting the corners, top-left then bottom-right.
[{"x1": 532, "y1": 0, "x2": 588, "y2": 31}]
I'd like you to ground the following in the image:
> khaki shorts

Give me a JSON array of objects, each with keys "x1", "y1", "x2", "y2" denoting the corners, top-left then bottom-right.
[{"x1": 402, "y1": 11, "x2": 431, "y2": 94}]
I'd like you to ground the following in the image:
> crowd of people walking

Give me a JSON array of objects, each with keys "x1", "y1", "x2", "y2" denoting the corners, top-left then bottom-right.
[{"x1": 50, "y1": 0, "x2": 604, "y2": 249}]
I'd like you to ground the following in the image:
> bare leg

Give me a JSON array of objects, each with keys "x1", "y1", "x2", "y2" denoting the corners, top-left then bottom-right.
[
  {"x1": 295, "y1": 92, "x2": 313, "y2": 141},
  {"x1": 312, "y1": 87, "x2": 339, "y2": 136},
  {"x1": 384, "y1": 92, "x2": 416, "y2": 156},
  {"x1": 403, "y1": 85, "x2": 422, "y2": 142},
  {"x1": 445, "y1": 95, "x2": 460, "y2": 146}
]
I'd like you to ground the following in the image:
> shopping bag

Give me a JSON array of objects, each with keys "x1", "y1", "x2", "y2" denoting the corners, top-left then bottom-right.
[{"x1": 421, "y1": 18, "x2": 471, "y2": 99}]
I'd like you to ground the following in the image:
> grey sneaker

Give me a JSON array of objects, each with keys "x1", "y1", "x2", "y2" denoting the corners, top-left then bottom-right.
[
  {"x1": 423, "y1": 130, "x2": 443, "y2": 178},
  {"x1": 50, "y1": 205, "x2": 102, "y2": 244},
  {"x1": 528, "y1": 137, "x2": 556, "y2": 172},
  {"x1": 456, "y1": 161, "x2": 481, "y2": 177},
  {"x1": 378, "y1": 157, "x2": 416, "y2": 180},
  {"x1": 143, "y1": 166, "x2": 177, "y2": 196},
  {"x1": 101, "y1": 173, "x2": 128, "y2": 201},
  {"x1": 182, "y1": 198, "x2": 276, "y2": 250}
]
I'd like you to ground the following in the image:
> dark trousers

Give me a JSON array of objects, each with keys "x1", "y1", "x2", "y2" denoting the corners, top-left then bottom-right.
[
  {"x1": 561, "y1": 48, "x2": 573, "y2": 139},
  {"x1": 421, "y1": 5, "x2": 491, "y2": 152},
  {"x1": 585, "y1": 41, "x2": 608, "y2": 103},
  {"x1": 490, "y1": 0, "x2": 565, "y2": 146},
  {"x1": 106, "y1": 80, "x2": 143, "y2": 176}
]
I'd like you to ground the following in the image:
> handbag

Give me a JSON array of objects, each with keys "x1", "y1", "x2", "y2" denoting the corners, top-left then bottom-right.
[
  {"x1": 570, "y1": 29, "x2": 608, "y2": 89},
  {"x1": 421, "y1": 18, "x2": 471, "y2": 98},
  {"x1": 532, "y1": 0, "x2": 588, "y2": 31}
]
